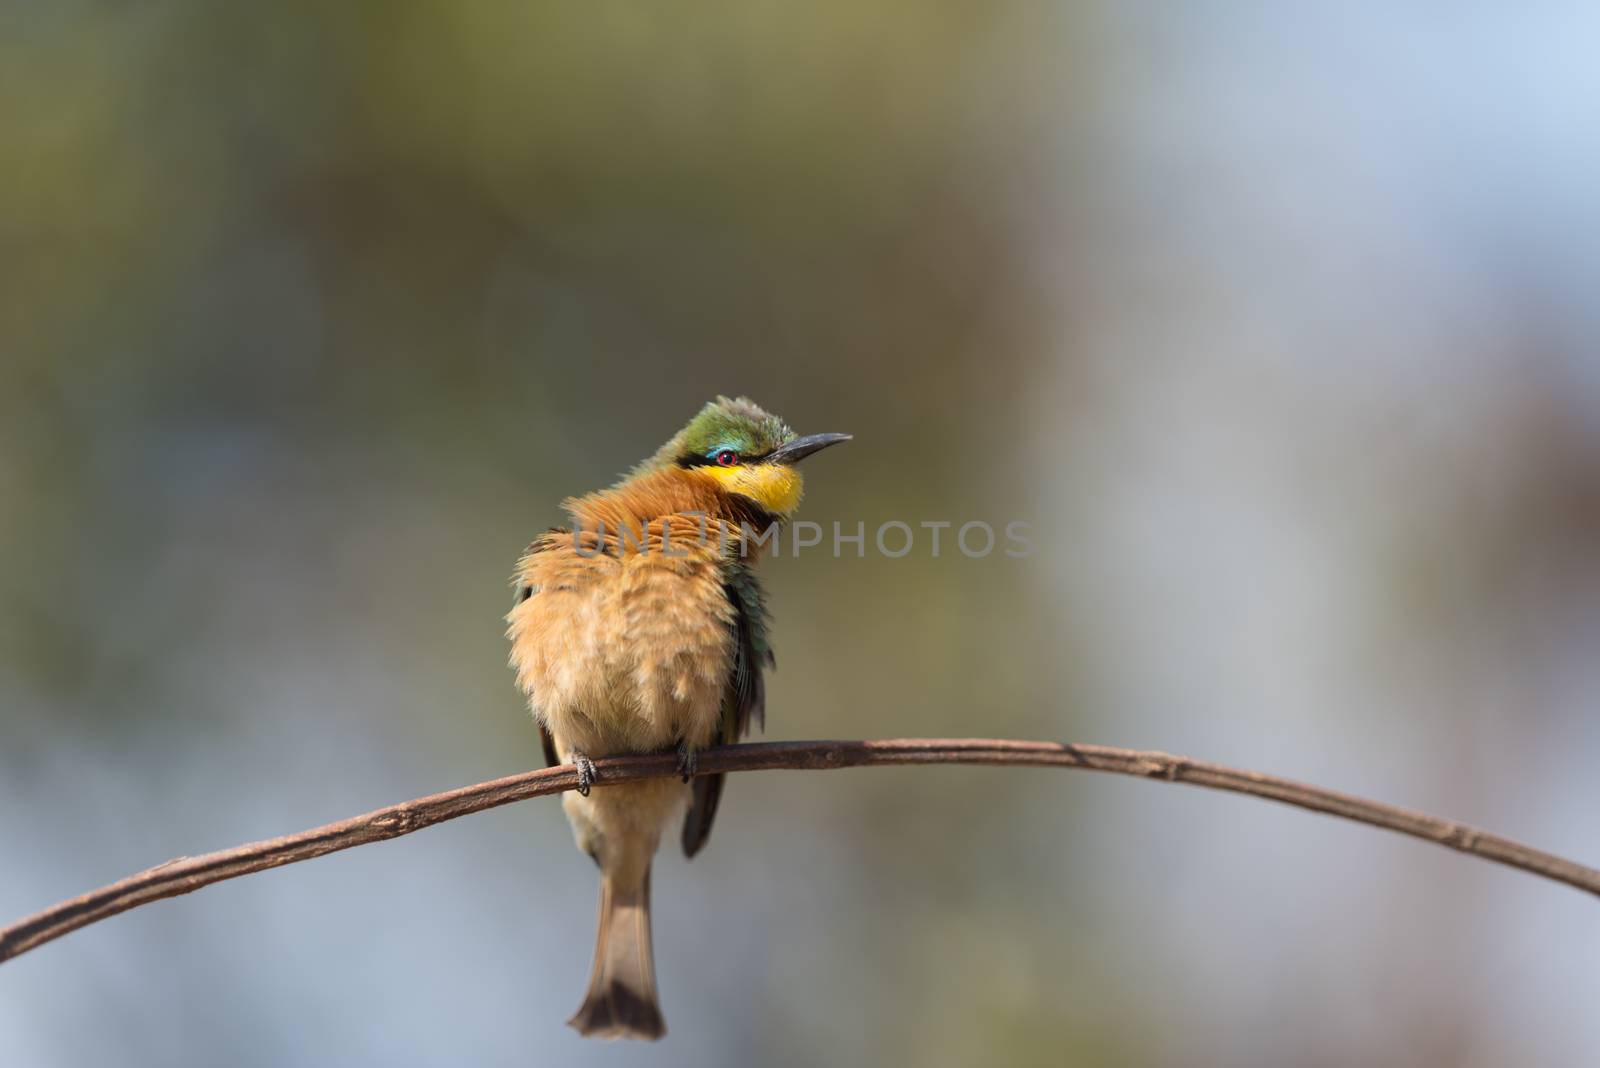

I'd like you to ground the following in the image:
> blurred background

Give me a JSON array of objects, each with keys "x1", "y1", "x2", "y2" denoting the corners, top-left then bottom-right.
[{"x1": 4, "y1": 3, "x2": 1599, "y2": 1065}]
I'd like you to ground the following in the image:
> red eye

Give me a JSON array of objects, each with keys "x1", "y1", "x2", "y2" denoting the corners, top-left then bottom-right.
[{"x1": 714, "y1": 449, "x2": 739, "y2": 467}]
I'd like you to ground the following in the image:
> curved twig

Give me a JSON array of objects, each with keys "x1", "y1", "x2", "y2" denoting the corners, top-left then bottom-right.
[{"x1": 3, "y1": 737, "x2": 1596, "y2": 964}]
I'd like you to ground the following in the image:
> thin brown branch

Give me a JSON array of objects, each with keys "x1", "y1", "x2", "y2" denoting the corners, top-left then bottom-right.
[{"x1": 3, "y1": 737, "x2": 1596, "y2": 964}]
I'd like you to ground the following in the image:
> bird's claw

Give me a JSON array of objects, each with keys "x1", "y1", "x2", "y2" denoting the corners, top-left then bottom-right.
[
  {"x1": 571, "y1": 751, "x2": 597, "y2": 797},
  {"x1": 676, "y1": 739, "x2": 697, "y2": 783}
]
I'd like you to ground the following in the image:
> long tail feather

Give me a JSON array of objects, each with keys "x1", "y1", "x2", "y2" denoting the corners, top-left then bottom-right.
[{"x1": 568, "y1": 868, "x2": 665, "y2": 1041}]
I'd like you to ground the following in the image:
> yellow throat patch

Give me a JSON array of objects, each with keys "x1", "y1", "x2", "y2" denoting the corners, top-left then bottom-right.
[{"x1": 696, "y1": 463, "x2": 805, "y2": 517}]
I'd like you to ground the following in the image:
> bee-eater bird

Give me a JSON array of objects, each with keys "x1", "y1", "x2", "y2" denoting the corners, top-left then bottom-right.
[{"x1": 506, "y1": 397, "x2": 849, "y2": 1040}]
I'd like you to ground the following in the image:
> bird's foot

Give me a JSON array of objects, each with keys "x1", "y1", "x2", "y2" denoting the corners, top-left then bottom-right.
[
  {"x1": 675, "y1": 739, "x2": 698, "y2": 783},
  {"x1": 570, "y1": 750, "x2": 598, "y2": 797}
]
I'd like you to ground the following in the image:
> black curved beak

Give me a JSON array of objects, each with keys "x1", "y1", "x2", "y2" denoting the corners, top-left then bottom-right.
[{"x1": 763, "y1": 432, "x2": 852, "y2": 465}]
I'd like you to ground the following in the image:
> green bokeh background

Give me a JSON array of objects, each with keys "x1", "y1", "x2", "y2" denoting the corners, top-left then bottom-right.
[{"x1": 4, "y1": 4, "x2": 1599, "y2": 1066}]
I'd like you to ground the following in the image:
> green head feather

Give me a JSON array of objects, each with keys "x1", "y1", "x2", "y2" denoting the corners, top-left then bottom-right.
[{"x1": 636, "y1": 396, "x2": 795, "y2": 473}]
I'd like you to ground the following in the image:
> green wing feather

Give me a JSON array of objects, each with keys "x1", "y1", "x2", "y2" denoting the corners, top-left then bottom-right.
[{"x1": 682, "y1": 561, "x2": 773, "y2": 857}]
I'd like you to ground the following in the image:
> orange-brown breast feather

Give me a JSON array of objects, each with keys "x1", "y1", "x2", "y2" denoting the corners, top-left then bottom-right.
[
  {"x1": 507, "y1": 520, "x2": 736, "y2": 759},
  {"x1": 565, "y1": 468, "x2": 776, "y2": 544}
]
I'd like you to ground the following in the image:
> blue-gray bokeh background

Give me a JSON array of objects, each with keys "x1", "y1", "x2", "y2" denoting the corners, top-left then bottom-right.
[{"x1": 4, "y1": 4, "x2": 1599, "y2": 1065}]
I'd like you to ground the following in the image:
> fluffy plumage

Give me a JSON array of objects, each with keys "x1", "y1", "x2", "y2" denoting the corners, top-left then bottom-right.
[{"x1": 505, "y1": 397, "x2": 843, "y2": 1041}]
